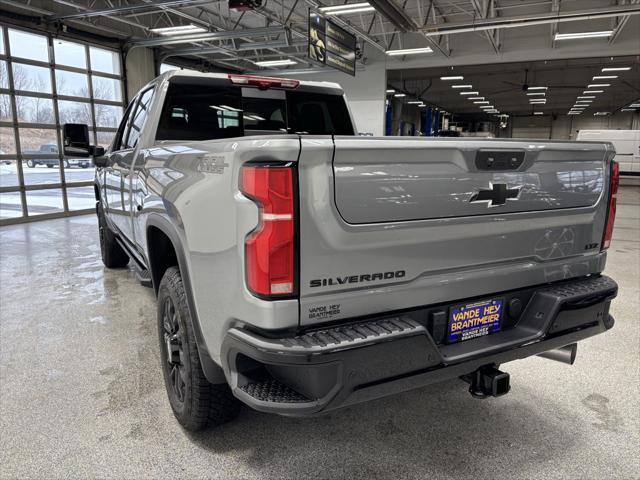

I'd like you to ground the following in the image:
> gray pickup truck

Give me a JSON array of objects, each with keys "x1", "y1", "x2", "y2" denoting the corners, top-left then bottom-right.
[{"x1": 63, "y1": 71, "x2": 619, "y2": 431}]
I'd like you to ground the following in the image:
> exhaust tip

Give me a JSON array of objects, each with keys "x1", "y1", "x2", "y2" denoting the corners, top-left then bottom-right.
[{"x1": 538, "y1": 343, "x2": 578, "y2": 365}]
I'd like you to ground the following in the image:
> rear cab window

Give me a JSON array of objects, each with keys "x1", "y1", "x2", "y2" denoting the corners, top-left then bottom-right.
[{"x1": 155, "y1": 76, "x2": 354, "y2": 142}]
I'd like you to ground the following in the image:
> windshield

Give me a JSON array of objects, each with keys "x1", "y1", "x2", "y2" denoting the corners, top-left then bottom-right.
[{"x1": 156, "y1": 80, "x2": 354, "y2": 141}]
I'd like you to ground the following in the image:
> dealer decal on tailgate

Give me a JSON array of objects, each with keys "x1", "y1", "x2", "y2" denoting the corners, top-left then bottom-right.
[{"x1": 448, "y1": 298, "x2": 503, "y2": 343}]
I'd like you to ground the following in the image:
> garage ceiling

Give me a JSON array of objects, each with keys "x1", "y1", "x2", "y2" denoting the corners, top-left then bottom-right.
[
  {"x1": 387, "y1": 55, "x2": 640, "y2": 116},
  {"x1": 1, "y1": 0, "x2": 639, "y2": 74}
]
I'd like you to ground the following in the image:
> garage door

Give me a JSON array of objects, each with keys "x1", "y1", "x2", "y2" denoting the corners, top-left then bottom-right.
[{"x1": 511, "y1": 116, "x2": 552, "y2": 139}]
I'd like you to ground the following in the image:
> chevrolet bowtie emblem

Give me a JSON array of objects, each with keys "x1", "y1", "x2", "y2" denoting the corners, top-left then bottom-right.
[{"x1": 470, "y1": 182, "x2": 522, "y2": 207}]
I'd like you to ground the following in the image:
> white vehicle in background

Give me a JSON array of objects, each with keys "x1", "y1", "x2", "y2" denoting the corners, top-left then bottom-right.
[{"x1": 577, "y1": 130, "x2": 640, "y2": 175}]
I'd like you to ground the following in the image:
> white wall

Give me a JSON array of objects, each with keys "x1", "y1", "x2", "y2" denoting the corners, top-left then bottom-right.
[
  {"x1": 124, "y1": 47, "x2": 156, "y2": 101},
  {"x1": 282, "y1": 49, "x2": 387, "y2": 136}
]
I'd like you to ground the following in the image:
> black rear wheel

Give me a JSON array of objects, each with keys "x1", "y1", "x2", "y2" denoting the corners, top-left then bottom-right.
[{"x1": 157, "y1": 267, "x2": 240, "y2": 431}]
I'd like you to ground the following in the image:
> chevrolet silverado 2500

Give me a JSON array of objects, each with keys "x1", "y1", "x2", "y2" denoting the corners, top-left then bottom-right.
[{"x1": 62, "y1": 71, "x2": 619, "y2": 431}]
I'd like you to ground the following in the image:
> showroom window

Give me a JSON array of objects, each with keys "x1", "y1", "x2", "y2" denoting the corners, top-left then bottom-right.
[{"x1": 0, "y1": 25, "x2": 125, "y2": 223}]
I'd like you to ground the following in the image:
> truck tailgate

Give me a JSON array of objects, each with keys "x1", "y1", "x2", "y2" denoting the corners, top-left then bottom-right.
[{"x1": 297, "y1": 137, "x2": 614, "y2": 326}]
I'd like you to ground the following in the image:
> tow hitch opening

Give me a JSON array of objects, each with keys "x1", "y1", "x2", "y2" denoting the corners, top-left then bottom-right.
[{"x1": 462, "y1": 365, "x2": 511, "y2": 399}]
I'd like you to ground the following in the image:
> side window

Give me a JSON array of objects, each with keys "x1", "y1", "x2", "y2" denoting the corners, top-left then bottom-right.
[
  {"x1": 112, "y1": 99, "x2": 136, "y2": 151},
  {"x1": 125, "y1": 86, "x2": 155, "y2": 149}
]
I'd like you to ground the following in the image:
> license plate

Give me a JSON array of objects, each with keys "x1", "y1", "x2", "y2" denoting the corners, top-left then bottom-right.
[{"x1": 447, "y1": 298, "x2": 504, "y2": 343}]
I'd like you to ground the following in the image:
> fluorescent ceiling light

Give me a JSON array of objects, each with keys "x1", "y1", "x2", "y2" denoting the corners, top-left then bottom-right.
[
  {"x1": 319, "y1": 2, "x2": 371, "y2": 11},
  {"x1": 602, "y1": 67, "x2": 630, "y2": 72},
  {"x1": 407, "y1": 101, "x2": 423, "y2": 104},
  {"x1": 441, "y1": 76, "x2": 463, "y2": 81},
  {"x1": 577, "y1": 96, "x2": 595, "y2": 99},
  {"x1": 620, "y1": 108, "x2": 636, "y2": 112},
  {"x1": 480, "y1": 105, "x2": 494, "y2": 108},
  {"x1": 451, "y1": 85, "x2": 472, "y2": 89},
  {"x1": 583, "y1": 90, "x2": 604, "y2": 94},
  {"x1": 474, "y1": 101, "x2": 489, "y2": 104},
  {"x1": 468, "y1": 97, "x2": 484, "y2": 100},
  {"x1": 150, "y1": 24, "x2": 207, "y2": 35},
  {"x1": 533, "y1": 112, "x2": 544, "y2": 115},
  {"x1": 459, "y1": 91, "x2": 479, "y2": 95},
  {"x1": 575, "y1": 101, "x2": 592, "y2": 104},
  {"x1": 529, "y1": 101, "x2": 546, "y2": 104},
  {"x1": 588, "y1": 84, "x2": 610, "y2": 88},
  {"x1": 594, "y1": 112, "x2": 610, "y2": 116},
  {"x1": 629, "y1": 103, "x2": 640, "y2": 107},
  {"x1": 386, "y1": 47, "x2": 433, "y2": 55},
  {"x1": 526, "y1": 92, "x2": 545, "y2": 96},
  {"x1": 593, "y1": 75, "x2": 618, "y2": 80},
  {"x1": 386, "y1": 89, "x2": 395, "y2": 93},
  {"x1": 253, "y1": 59, "x2": 297, "y2": 67},
  {"x1": 394, "y1": 93, "x2": 406, "y2": 97},
  {"x1": 325, "y1": 6, "x2": 375, "y2": 14},
  {"x1": 554, "y1": 30, "x2": 613, "y2": 40},
  {"x1": 568, "y1": 112, "x2": 581, "y2": 115},
  {"x1": 527, "y1": 86, "x2": 548, "y2": 90}
]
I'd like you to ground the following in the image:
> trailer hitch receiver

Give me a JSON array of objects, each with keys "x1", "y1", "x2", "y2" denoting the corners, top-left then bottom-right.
[{"x1": 462, "y1": 365, "x2": 511, "y2": 399}]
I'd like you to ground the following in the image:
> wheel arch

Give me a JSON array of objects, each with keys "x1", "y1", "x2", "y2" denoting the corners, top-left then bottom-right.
[{"x1": 146, "y1": 214, "x2": 226, "y2": 384}]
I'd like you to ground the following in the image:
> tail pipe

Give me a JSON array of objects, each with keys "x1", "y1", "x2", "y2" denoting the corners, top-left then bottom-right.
[{"x1": 537, "y1": 343, "x2": 578, "y2": 365}]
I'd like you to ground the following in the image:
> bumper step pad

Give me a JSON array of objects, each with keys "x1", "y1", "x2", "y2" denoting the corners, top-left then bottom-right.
[{"x1": 239, "y1": 378, "x2": 310, "y2": 403}]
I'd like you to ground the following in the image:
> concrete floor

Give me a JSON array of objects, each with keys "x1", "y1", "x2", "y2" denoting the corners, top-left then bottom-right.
[{"x1": 1, "y1": 187, "x2": 638, "y2": 480}]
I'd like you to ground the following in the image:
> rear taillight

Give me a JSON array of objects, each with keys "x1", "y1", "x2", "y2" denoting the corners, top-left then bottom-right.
[
  {"x1": 240, "y1": 164, "x2": 297, "y2": 298},
  {"x1": 602, "y1": 161, "x2": 619, "y2": 250},
  {"x1": 228, "y1": 74, "x2": 299, "y2": 89}
]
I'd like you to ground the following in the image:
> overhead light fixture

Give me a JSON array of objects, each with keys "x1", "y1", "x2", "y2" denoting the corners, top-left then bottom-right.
[
  {"x1": 584, "y1": 90, "x2": 604, "y2": 94},
  {"x1": 394, "y1": 93, "x2": 406, "y2": 97},
  {"x1": 577, "y1": 96, "x2": 596, "y2": 99},
  {"x1": 575, "y1": 101, "x2": 592, "y2": 104},
  {"x1": 593, "y1": 75, "x2": 618, "y2": 80},
  {"x1": 474, "y1": 101, "x2": 489, "y2": 104},
  {"x1": 253, "y1": 59, "x2": 297, "y2": 67},
  {"x1": 480, "y1": 106, "x2": 494, "y2": 109},
  {"x1": 468, "y1": 97, "x2": 485, "y2": 100},
  {"x1": 554, "y1": 30, "x2": 613, "y2": 40},
  {"x1": 526, "y1": 92, "x2": 545, "y2": 96},
  {"x1": 407, "y1": 101, "x2": 423, "y2": 104},
  {"x1": 533, "y1": 112, "x2": 544, "y2": 115},
  {"x1": 594, "y1": 112, "x2": 610, "y2": 116},
  {"x1": 620, "y1": 108, "x2": 635, "y2": 112},
  {"x1": 629, "y1": 103, "x2": 640, "y2": 107},
  {"x1": 459, "y1": 91, "x2": 479, "y2": 95},
  {"x1": 325, "y1": 5, "x2": 376, "y2": 14},
  {"x1": 150, "y1": 24, "x2": 207, "y2": 35},
  {"x1": 527, "y1": 86, "x2": 548, "y2": 90},
  {"x1": 386, "y1": 89, "x2": 395, "y2": 93},
  {"x1": 451, "y1": 85, "x2": 472, "y2": 89},
  {"x1": 602, "y1": 67, "x2": 630, "y2": 72},
  {"x1": 588, "y1": 84, "x2": 610, "y2": 88},
  {"x1": 441, "y1": 76, "x2": 464, "y2": 81},
  {"x1": 568, "y1": 112, "x2": 581, "y2": 115},
  {"x1": 319, "y1": 2, "x2": 374, "y2": 14},
  {"x1": 529, "y1": 101, "x2": 546, "y2": 104},
  {"x1": 386, "y1": 47, "x2": 433, "y2": 56}
]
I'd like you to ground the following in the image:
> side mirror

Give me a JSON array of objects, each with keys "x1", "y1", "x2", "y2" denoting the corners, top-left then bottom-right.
[{"x1": 63, "y1": 123, "x2": 91, "y2": 157}]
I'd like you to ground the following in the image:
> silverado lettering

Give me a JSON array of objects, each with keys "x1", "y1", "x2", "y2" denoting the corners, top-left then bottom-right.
[{"x1": 310, "y1": 270, "x2": 406, "y2": 288}]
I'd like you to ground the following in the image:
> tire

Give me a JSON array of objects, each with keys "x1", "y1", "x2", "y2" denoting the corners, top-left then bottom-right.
[
  {"x1": 64, "y1": 160, "x2": 70, "y2": 169},
  {"x1": 26, "y1": 160, "x2": 35, "y2": 168},
  {"x1": 97, "y1": 201, "x2": 129, "y2": 268},
  {"x1": 157, "y1": 267, "x2": 240, "y2": 431},
  {"x1": 81, "y1": 164, "x2": 89, "y2": 168},
  {"x1": 47, "y1": 164, "x2": 53, "y2": 168}
]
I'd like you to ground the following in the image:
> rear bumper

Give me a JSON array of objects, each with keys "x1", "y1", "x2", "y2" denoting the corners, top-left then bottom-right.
[{"x1": 221, "y1": 275, "x2": 617, "y2": 415}]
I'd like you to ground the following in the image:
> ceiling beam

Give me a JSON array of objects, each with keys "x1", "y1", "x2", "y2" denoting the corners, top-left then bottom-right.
[
  {"x1": 609, "y1": 0, "x2": 640, "y2": 44},
  {"x1": 470, "y1": 0, "x2": 500, "y2": 55},
  {"x1": 419, "y1": 4, "x2": 640, "y2": 36},
  {"x1": 48, "y1": 0, "x2": 215, "y2": 21},
  {"x1": 128, "y1": 26, "x2": 286, "y2": 47}
]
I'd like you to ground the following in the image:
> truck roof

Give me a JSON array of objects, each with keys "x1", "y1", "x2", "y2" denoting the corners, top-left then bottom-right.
[{"x1": 156, "y1": 69, "x2": 344, "y2": 93}]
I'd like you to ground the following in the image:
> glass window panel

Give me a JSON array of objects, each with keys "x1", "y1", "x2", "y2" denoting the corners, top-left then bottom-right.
[
  {"x1": 12, "y1": 63, "x2": 52, "y2": 94},
  {"x1": 55, "y1": 70, "x2": 89, "y2": 97},
  {"x1": 95, "y1": 104, "x2": 122, "y2": 128},
  {"x1": 126, "y1": 87, "x2": 155, "y2": 148},
  {"x1": 58, "y1": 100, "x2": 93, "y2": 126},
  {"x1": 92, "y1": 75, "x2": 122, "y2": 102},
  {"x1": 8, "y1": 29, "x2": 48, "y2": 62},
  {"x1": 53, "y1": 39, "x2": 86, "y2": 69},
  {"x1": 89, "y1": 46, "x2": 120, "y2": 75},
  {"x1": 19, "y1": 128, "x2": 60, "y2": 187},
  {"x1": 22, "y1": 158, "x2": 61, "y2": 185},
  {"x1": 0, "y1": 61, "x2": 8, "y2": 89},
  {"x1": 0, "y1": 128, "x2": 18, "y2": 189},
  {"x1": 0, "y1": 191, "x2": 23, "y2": 219},
  {"x1": 97, "y1": 130, "x2": 116, "y2": 150},
  {"x1": 15, "y1": 96, "x2": 55, "y2": 124},
  {"x1": 0, "y1": 28, "x2": 4, "y2": 55},
  {"x1": 26, "y1": 188, "x2": 64, "y2": 216},
  {"x1": 67, "y1": 185, "x2": 95, "y2": 211},
  {"x1": 0, "y1": 94, "x2": 12, "y2": 122}
]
